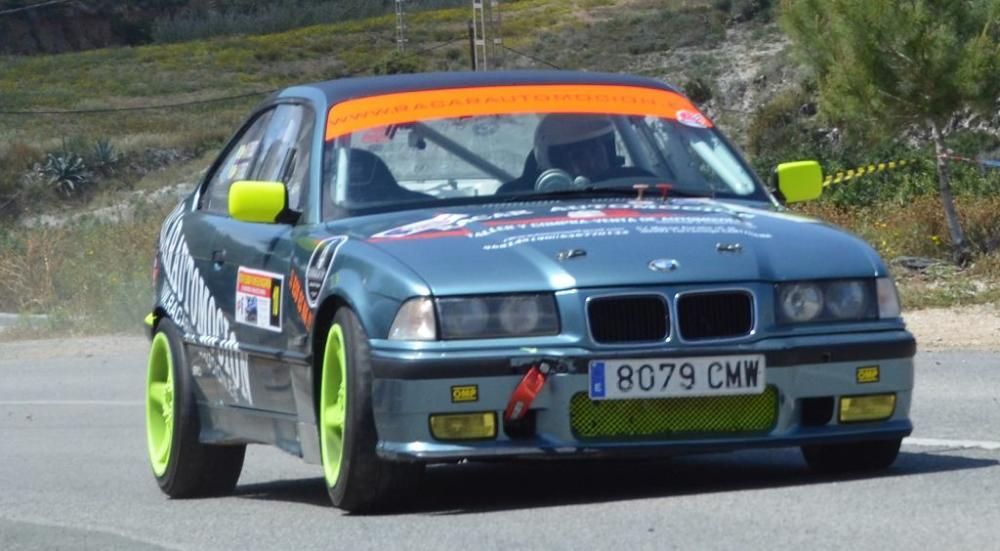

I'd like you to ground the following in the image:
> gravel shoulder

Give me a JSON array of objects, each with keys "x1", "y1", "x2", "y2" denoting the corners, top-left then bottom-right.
[{"x1": 904, "y1": 304, "x2": 1000, "y2": 351}]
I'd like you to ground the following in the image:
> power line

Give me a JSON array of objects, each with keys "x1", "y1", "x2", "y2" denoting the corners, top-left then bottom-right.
[
  {"x1": 0, "y1": 36, "x2": 468, "y2": 116},
  {"x1": 500, "y1": 44, "x2": 560, "y2": 69},
  {"x1": 0, "y1": 89, "x2": 275, "y2": 115},
  {"x1": 0, "y1": 0, "x2": 73, "y2": 17}
]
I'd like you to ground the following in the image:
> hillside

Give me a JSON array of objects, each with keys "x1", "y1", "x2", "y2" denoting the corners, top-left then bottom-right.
[{"x1": 0, "y1": 0, "x2": 998, "y2": 333}]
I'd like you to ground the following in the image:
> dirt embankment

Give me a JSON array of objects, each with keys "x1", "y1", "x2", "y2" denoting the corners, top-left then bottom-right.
[{"x1": 905, "y1": 305, "x2": 1000, "y2": 351}]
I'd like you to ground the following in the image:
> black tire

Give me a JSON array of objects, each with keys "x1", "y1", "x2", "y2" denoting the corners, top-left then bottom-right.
[
  {"x1": 801, "y1": 437, "x2": 902, "y2": 475},
  {"x1": 148, "y1": 318, "x2": 246, "y2": 497},
  {"x1": 321, "y1": 308, "x2": 424, "y2": 513}
]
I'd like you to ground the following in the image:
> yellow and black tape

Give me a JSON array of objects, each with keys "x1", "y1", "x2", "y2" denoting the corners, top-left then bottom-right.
[{"x1": 822, "y1": 159, "x2": 921, "y2": 187}]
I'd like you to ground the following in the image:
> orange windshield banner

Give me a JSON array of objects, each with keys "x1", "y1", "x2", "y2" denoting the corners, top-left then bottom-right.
[{"x1": 325, "y1": 84, "x2": 712, "y2": 141}]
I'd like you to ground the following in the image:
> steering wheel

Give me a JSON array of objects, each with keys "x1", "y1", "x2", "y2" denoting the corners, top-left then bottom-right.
[{"x1": 535, "y1": 169, "x2": 581, "y2": 192}]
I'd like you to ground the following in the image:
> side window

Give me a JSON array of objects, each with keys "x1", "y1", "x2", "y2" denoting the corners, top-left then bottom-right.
[
  {"x1": 252, "y1": 104, "x2": 313, "y2": 211},
  {"x1": 203, "y1": 110, "x2": 274, "y2": 214}
]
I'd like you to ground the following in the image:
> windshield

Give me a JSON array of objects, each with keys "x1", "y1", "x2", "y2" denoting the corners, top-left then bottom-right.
[{"x1": 321, "y1": 85, "x2": 766, "y2": 217}]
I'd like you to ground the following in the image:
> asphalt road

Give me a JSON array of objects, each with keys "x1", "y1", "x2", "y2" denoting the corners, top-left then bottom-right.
[{"x1": 1, "y1": 337, "x2": 998, "y2": 550}]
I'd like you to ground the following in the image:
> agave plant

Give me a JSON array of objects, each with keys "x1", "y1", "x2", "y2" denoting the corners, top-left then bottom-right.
[
  {"x1": 91, "y1": 138, "x2": 119, "y2": 176},
  {"x1": 40, "y1": 150, "x2": 89, "y2": 197}
]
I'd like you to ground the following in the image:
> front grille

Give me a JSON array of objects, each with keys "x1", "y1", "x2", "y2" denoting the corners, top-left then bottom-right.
[
  {"x1": 569, "y1": 386, "x2": 778, "y2": 439},
  {"x1": 677, "y1": 291, "x2": 753, "y2": 340},
  {"x1": 588, "y1": 295, "x2": 668, "y2": 344}
]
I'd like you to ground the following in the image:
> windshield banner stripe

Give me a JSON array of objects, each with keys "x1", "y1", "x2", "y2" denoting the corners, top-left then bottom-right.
[{"x1": 325, "y1": 85, "x2": 712, "y2": 141}]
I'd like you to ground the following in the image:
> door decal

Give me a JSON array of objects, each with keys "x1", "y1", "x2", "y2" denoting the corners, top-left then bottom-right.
[{"x1": 235, "y1": 267, "x2": 284, "y2": 333}]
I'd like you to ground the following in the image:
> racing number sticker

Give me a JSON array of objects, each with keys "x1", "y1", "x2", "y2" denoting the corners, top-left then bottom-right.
[{"x1": 235, "y1": 267, "x2": 283, "y2": 332}]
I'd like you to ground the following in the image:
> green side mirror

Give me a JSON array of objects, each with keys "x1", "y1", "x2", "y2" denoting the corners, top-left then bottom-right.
[
  {"x1": 228, "y1": 180, "x2": 288, "y2": 223},
  {"x1": 775, "y1": 161, "x2": 823, "y2": 203}
]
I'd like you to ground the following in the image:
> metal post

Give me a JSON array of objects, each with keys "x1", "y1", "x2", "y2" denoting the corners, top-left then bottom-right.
[
  {"x1": 472, "y1": 0, "x2": 488, "y2": 71},
  {"x1": 395, "y1": 0, "x2": 407, "y2": 53},
  {"x1": 468, "y1": 20, "x2": 478, "y2": 71}
]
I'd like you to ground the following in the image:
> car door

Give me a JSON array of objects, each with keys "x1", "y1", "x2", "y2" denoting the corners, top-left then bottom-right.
[
  {"x1": 176, "y1": 109, "x2": 273, "y2": 409},
  {"x1": 211, "y1": 102, "x2": 315, "y2": 415}
]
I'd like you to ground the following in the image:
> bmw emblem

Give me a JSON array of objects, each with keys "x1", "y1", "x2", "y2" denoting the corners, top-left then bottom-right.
[{"x1": 648, "y1": 258, "x2": 679, "y2": 272}]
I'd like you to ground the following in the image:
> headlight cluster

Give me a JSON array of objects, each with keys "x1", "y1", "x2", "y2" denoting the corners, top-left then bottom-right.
[
  {"x1": 776, "y1": 278, "x2": 900, "y2": 324},
  {"x1": 389, "y1": 294, "x2": 559, "y2": 341}
]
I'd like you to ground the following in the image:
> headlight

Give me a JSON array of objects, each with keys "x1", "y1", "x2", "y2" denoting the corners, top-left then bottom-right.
[
  {"x1": 438, "y1": 297, "x2": 489, "y2": 338},
  {"x1": 388, "y1": 298, "x2": 437, "y2": 341},
  {"x1": 876, "y1": 277, "x2": 902, "y2": 319},
  {"x1": 776, "y1": 279, "x2": 877, "y2": 324},
  {"x1": 826, "y1": 280, "x2": 867, "y2": 319},
  {"x1": 778, "y1": 283, "x2": 824, "y2": 323},
  {"x1": 437, "y1": 294, "x2": 559, "y2": 339}
]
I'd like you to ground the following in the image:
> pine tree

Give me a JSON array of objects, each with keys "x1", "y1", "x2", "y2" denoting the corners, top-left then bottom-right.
[{"x1": 780, "y1": 0, "x2": 1000, "y2": 263}]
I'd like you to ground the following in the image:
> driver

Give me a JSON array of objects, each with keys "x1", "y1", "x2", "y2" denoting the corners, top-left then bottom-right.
[{"x1": 533, "y1": 114, "x2": 616, "y2": 183}]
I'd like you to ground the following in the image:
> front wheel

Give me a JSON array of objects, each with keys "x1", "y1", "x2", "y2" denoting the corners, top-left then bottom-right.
[
  {"x1": 319, "y1": 308, "x2": 423, "y2": 513},
  {"x1": 801, "y1": 437, "x2": 902, "y2": 475},
  {"x1": 146, "y1": 318, "x2": 246, "y2": 497}
]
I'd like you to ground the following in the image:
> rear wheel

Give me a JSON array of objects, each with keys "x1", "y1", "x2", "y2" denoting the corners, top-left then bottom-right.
[
  {"x1": 319, "y1": 308, "x2": 423, "y2": 513},
  {"x1": 146, "y1": 318, "x2": 246, "y2": 497},
  {"x1": 801, "y1": 437, "x2": 902, "y2": 474}
]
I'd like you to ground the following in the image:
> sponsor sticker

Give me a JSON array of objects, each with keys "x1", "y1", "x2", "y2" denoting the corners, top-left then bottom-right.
[
  {"x1": 451, "y1": 385, "x2": 479, "y2": 403},
  {"x1": 326, "y1": 84, "x2": 713, "y2": 140},
  {"x1": 676, "y1": 109, "x2": 711, "y2": 129},
  {"x1": 288, "y1": 270, "x2": 313, "y2": 329},
  {"x1": 856, "y1": 365, "x2": 880, "y2": 384},
  {"x1": 235, "y1": 267, "x2": 283, "y2": 332},
  {"x1": 306, "y1": 236, "x2": 347, "y2": 307}
]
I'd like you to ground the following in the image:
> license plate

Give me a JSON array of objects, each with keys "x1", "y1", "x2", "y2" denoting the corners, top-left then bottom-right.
[{"x1": 588, "y1": 355, "x2": 766, "y2": 400}]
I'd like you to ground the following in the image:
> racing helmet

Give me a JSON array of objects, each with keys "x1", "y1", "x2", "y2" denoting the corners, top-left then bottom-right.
[{"x1": 533, "y1": 114, "x2": 616, "y2": 175}]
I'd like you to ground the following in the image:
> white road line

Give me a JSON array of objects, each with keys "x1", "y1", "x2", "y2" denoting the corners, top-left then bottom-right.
[
  {"x1": 0, "y1": 400, "x2": 143, "y2": 406},
  {"x1": 904, "y1": 437, "x2": 1000, "y2": 451}
]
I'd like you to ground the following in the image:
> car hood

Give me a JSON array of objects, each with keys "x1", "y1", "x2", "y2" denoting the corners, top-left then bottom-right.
[{"x1": 336, "y1": 198, "x2": 882, "y2": 295}]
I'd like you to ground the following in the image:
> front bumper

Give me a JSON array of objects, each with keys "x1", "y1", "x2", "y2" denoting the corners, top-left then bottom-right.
[{"x1": 369, "y1": 330, "x2": 915, "y2": 462}]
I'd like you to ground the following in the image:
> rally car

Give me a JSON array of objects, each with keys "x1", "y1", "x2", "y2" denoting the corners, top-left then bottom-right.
[{"x1": 144, "y1": 70, "x2": 915, "y2": 512}]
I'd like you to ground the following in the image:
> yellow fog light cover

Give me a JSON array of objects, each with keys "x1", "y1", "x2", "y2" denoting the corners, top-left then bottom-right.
[
  {"x1": 429, "y1": 412, "x2": 497, "y2": 441},
  {"x1": 839, "y1": 394, "x2": 896, "y2": 423}
]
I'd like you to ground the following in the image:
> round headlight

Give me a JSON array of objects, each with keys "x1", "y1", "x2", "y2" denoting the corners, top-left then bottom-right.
[
  {"x1": 779, "y1": 283, "x2": 824, "y2": 323},
  {"x1": 439, "y1": 298, "x2": 490, "y2": 338},
  {"x1": 498, "y1": 296, "x2": 541, "y2": 334},
  {"x1": 826, "y1": 280, "x2": 867, "y2": 319}
]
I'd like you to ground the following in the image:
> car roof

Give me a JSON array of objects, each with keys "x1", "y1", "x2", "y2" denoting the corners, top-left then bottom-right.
[{"x1": 280, "y1": 70, "x2": 682, "y2": 106}]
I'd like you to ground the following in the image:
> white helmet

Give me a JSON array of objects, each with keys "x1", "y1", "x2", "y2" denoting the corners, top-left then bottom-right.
[{"x1": 533, "y1": 114, "x2": 615, "y2": 171}]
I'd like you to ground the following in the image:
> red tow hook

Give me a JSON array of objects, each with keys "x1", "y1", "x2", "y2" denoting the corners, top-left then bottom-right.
[{"x1": 503, "y1": 363, "x2": 551, "y2": 422}]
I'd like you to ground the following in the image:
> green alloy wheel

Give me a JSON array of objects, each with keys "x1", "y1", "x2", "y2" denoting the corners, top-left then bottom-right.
[
  {"x1": 145, "y1": 318, "x2": 247, "y2": 498},
  {"x1": 320, "y1": 323, "x2": 348, "y2": 486},
  {"x1": 320, "y1": 308, "x2": 424, "y2": 513},
  {"x1": 146, "y1": 332, "x2": 175, "y2": 477}
]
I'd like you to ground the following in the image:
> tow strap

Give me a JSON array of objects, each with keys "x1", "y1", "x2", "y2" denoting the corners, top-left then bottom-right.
[{"x1": 503, "y1": 363, "x2": 551, "y2": 422}]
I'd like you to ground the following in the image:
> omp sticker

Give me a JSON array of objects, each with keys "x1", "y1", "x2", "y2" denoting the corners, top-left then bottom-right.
[
  {"x1": 235, "y1": 267, "x2": 283, "y2": 332},
  {"x1": 306, "y1": 236, "x2": 348, "y2": 307},
  {"x1": 856, "y1": 366, "x2": 880, "y2": 384},
  {"x1": 451, "y1": 385, "x2": 479, "y2": 403},
  {"x1": 326, "y1": 85, "x2": 712, "y2": 140},
  {"x1": 288, "y1": 270, "x2": 313, "y2": 329},
  {"x1": 676, "y1": 109, "x2": 711, "y2": 128},
  {"x1": 158, "y1": 205, "x2": 252, "y2": 404}
]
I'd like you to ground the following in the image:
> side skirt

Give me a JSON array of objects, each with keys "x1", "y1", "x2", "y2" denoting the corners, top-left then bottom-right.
[{"x1": 198, "y1": 404, "x2": 304, "y2": 459}]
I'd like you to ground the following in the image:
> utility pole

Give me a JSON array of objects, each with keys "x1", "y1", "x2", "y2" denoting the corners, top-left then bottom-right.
[
  {"x1": 472, "y1": 0, "x2": 502, "y2": 70},
  {"x1": 395, "y1": 0, "x2": 407, "y2": 53}
]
